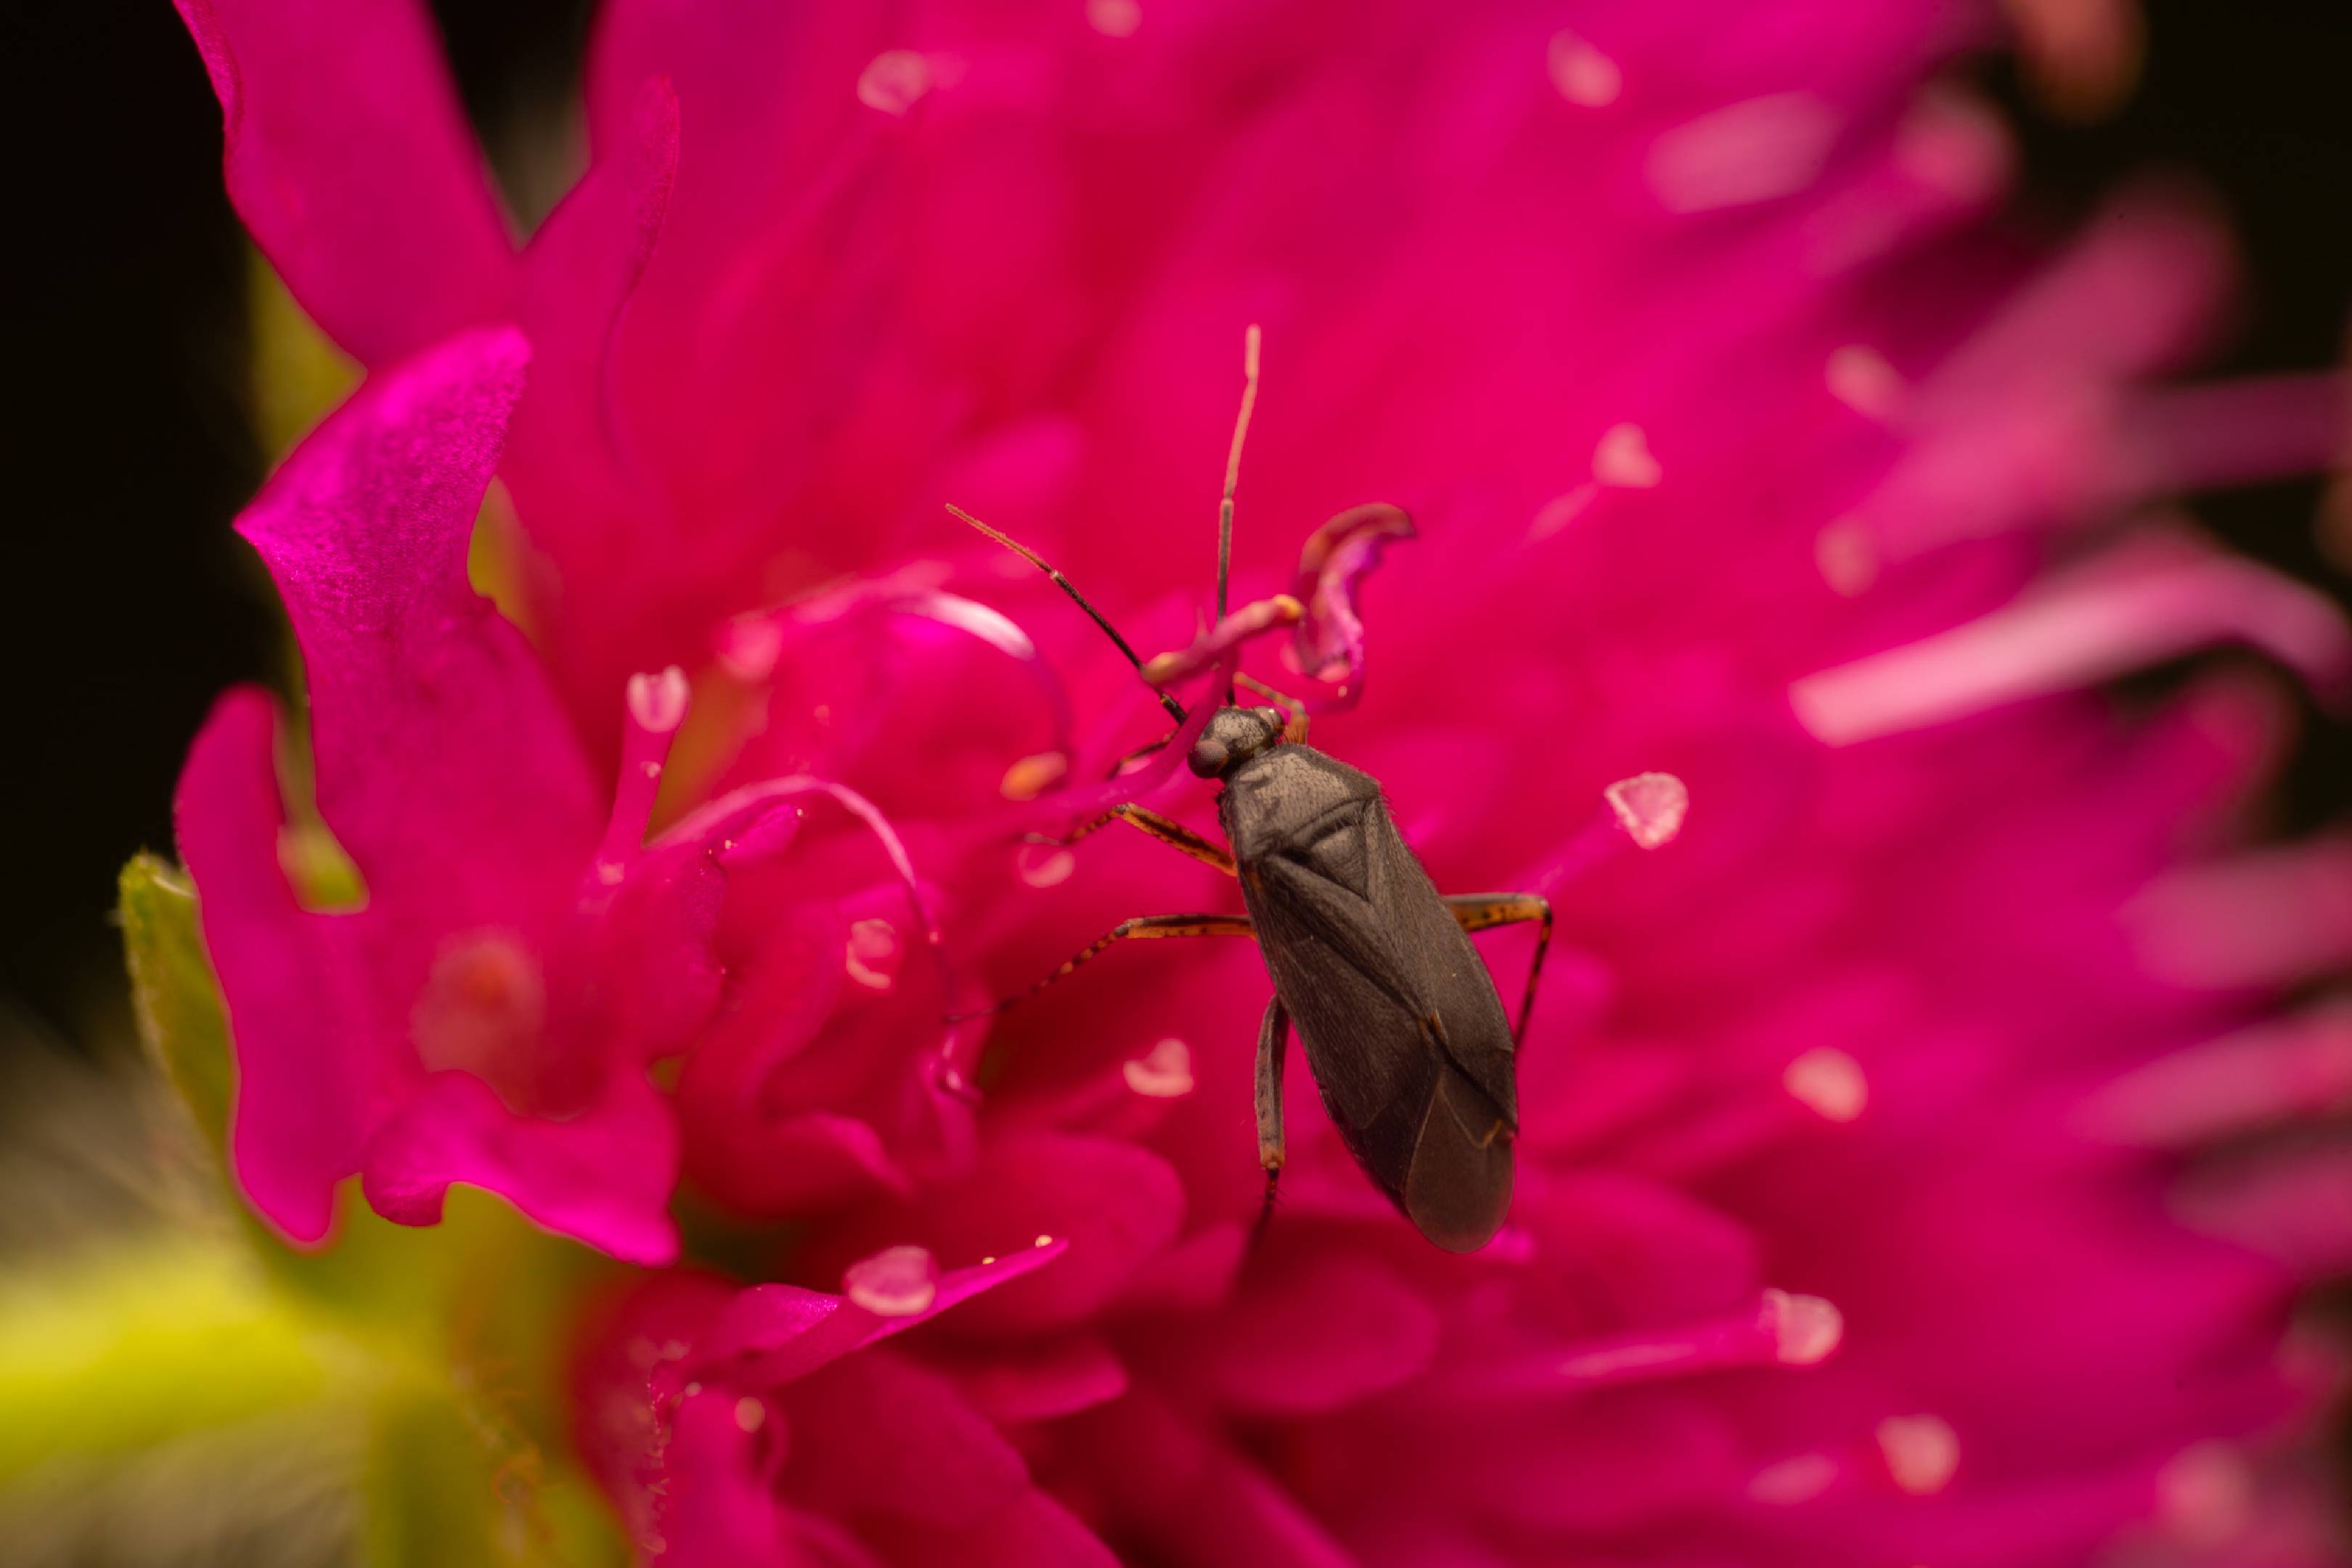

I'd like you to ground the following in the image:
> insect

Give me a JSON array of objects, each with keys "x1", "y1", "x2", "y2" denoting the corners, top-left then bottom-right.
[{"x1": 952, "y1": 330, "x2": 1550, "y2": 1253}]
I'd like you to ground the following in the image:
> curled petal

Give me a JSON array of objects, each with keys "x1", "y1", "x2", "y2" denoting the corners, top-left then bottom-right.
[
  {"x1": 237, "y1": 326, "x2": 603, "y2": 979},
  {"x1": 1288, "y1": 502, "x2": 1417, "y2": 696},
  {"x1": 174, "y1": 688, "x2": 382, "y2": 1244},
  {"x1": 360, "y1": 1069, "x2": 680, "y2": 1265}
]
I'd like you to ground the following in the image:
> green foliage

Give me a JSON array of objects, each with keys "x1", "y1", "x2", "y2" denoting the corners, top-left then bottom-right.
[{"x1": 94, "y1": 853, "x2": 631, "y2": 1567}]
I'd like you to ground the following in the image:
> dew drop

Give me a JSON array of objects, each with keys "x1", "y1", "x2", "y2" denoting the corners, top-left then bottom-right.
[
  {"x1": 1122, "y1": 1037, "x2": 1196, "y2": 1098},
  {"x1": 1087, "y1": 0, "x2": 1141, "y2": 37},
  {"x1": 857, "y1": 50, "x2": 932, "y2": 115},
  {"x1": 1591, "y1": 422, "x2": 1662, "y2": 489},
  {"x1": 1034, "y1": 1233, "x2": 1054, "y2": 1248},
  {"x1": 1876, "y1": 1413, "x2": 1959, "y2": 1495},
  {"x1": 1784, "y1": 1048, "x2": 1869, "y2": 1123},
  {"x1": 1018, "y1": 842, "x2": 1077, "y2": 888},
  {"x1": 844, "y1": 918, "x2": 901, "y2": 992},
  {"x1": 843, "y1": 1244, "x2": 939, "y2": 1317},
  {"x1": 1760, "y1": 1288, "x2": 1843, "y2": 1365},
  {"x1": 1604, "y1": 772, "x2": 1689, "y2": 850},
  {"x1": 1545, "y1": 29, "x2": 1621, "y2": 107},
  {"x1": 734, "y1": 1396, "x2": 767, "y2": 1434}
]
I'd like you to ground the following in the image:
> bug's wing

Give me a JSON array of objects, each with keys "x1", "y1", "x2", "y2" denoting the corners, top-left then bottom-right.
[{"x1": 1247, "y1": 799, "x2": 1518, "y2": 1250}]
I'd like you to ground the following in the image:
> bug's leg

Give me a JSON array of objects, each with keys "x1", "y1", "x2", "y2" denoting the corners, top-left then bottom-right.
[
  {"x1": 1235, "y1": 671, "x2": 1310, "y2": 744},
  {"x1": 1251, "y1": 994, "x2": 1289, "y2": 1254},
  {"x1": 950, "y1": 912, "x2": 1254, "y2": 1019},
  {"x1": 1103, "y1": 735, "x2": 1171, "y2": 780},
  {"x1": 1029, "y1": 803, "x2": 1238, "y2": 876},
  {"x1": 1443, "y1": 892, "x2": 1553, "y2": 1048}
]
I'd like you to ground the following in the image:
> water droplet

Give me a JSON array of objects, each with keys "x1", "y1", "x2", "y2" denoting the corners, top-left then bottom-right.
[
  {"x1": 1018, "y1": 842, "x2": 1077, "y2": 888},
  {"x1": 1825, "y1": 346, "x2": 1904, "y2": 419},
  {"x1": 843, "y1": 1244, "x2": 939, "y2": 1316},
  {"x1": 1087, "y1": 0, "x2": 1141, "y2": 37},
  {"x1": 1034, "y1": 1233, "x2": 1053, "y2": 1248},
  {"x1": 734, "y1": 1396, "x2": 767, "y2": 1433},
  {"x1": 1122, "y1": 1037, "x2": 1196, "y2": 1098},
  {"x1": 626, "y1": 666, "x2": 690, "y2": 734},
  {"x1": 844, "y1": 918, "x2": 901, "y2": 992},
  {"x1": 1591, "y1": 423, "x2": 1662, "y2": 489},
  {"x1": 1604, "y1": 772, "x2": 1689, "y2": 850},
  {"x1": 1876, "y1": 1414, "x2": 1959, "y2": 1495},
  {"x1": 1761, "y1": 1288, "x2": 1843, "y2": 1365},
  {"x1": 979, "y1": 1255, "x2": 996, "y2": 1266},
  {"x1": 1747, "y1": 1452, "x2": 1839, "y2": 1506},
  {"x1": 857, "y1": 50, "x2": 932, "y2": 115},
  {"x1": 1000, "y1": 751, "x2": 1069, "y2": 801},
  {"x1": 1784, "y1": 1048, "x2": 1869, "y2": 1123},
  {"x1": 1545, "y1": 29, "x2": 1621, "y2": 107}
]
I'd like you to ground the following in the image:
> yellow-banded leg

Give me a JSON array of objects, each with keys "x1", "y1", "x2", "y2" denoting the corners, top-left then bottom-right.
[
  {"x1": 1030, "y1": 803, "x2": 1238, "y2": 876},
  {"x1": 1444, "y1": 892, "x2": 1553, "y2": 1048},
  {"x1": 1251, "y1": 994, "x2": 1291, "y2": 1253},
  {"x1": 951, "y1": 911, "x2": 1256, "y2": 1019}
]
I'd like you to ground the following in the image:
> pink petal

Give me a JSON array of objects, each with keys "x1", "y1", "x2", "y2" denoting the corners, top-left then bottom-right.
[
  {"x1": 654, "y1": 1388, "x2": 792, "y2": 1566},
  {"x1": 777, "y1": 1350, "x2": 1026, "y2": 1527},
  {"x1": 1163, "y1": 1251, "x2": 1440, "y2": 1416},
  {"x1": 938, "y1": 1335, "x2": 1130, "y2": 1423},
  {"x1": 173, "y1": 0, "x2": 515, "y2": 367},
  {"x1": 825, "y1": 1134, "x2": 1187, "y2": 1337},
  {"x1": 862, "y1": 1490, "x2": 1121, "y2": 1568},
  {"x1": 505, "y1": 75, "x2": 684, "y2": 729},
  {"x1": 683, "y1": 1242, "x2": 1071, "y2": 1392},
  {"x1": 236, "y1": 326, "x2": 603, "y2": 989},
  {"x1": 174, "y1": 688, "x2": 382, "y2": 1244},
  {"x1": 360, "y1": 1069, "x2": 680, "y2": 1265}
]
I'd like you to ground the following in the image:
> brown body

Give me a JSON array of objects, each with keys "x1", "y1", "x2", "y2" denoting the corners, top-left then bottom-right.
[{"x1": 1215, "y1": 729, "x2": 1517, "y2": 1251}]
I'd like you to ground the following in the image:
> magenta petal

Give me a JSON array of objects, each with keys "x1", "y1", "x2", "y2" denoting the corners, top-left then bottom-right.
[
  {"x1": 835, "y1": 1135, "x2": 1188, "y2": 1337},
  {"x1": 1289, "y1": 502, "x2": 1418, "y2": 700},
  {"x1": 939, "y1": 1335, "x2": 1130, "y2": 1424},
  {"x1": 683, "y1": 1241, "x2": 1070, "y2": 1392},
  {"x1": 1179, "y1": 1253, "x2": 1440, "y2": 1416},
  {"x1": 866, "y1": 1490, "x2": 1122, "y2": 1568},
  {"x1": 237, "y1": 326, "x2": 602, "y2": 980},
  {"x1": 360, "y1": 1069, "x2": 679, "y2": 1265},
  {"x1": 175, "y1": 687, "x2": 383, "y2": 1244},
  {"x1": 780, "y1": 1351, "x2": 1027, "y2": 1528},
  {"x1": 506, "y1": 75, "x2": 683, "y2": 726},
  {"x1": 654, "y1": 1388, "x2": 792, "y2": 1567},
  {"x1": 173, "y1": 0, "x2": 515, "y2": 367}
]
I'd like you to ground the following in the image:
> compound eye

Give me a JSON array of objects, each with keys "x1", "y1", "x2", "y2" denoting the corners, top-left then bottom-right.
[{"x1": 1187, "y1": 738, "x2": 1230, "y2": 778}]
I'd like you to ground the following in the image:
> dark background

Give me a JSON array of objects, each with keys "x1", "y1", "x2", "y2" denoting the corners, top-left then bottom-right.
[{"x1": 4, "y1": 1, "x2": 2348, "y2": 1037}]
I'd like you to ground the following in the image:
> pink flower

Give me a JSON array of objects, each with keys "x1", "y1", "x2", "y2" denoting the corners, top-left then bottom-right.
[{"x1": 170, "y1": 0, "x2": 2352, "y2": 1562}]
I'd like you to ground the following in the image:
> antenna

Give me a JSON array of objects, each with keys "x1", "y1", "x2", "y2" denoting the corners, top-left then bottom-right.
[
  {"x1": 947, "y1": 503, "x2": 1188, "y2": 725},
  {"x1": 1217, "y1": 324, "x2": 1262, "y2": 631}
]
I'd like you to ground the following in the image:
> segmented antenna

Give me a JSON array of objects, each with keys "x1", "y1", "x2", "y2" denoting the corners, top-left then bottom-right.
[
  {"x1": 1217, "y1": 324, "x2": 1262, "y2": 631},
  {"x1": 947, "y1": 503, "x2": 1189, "y2": 725}
]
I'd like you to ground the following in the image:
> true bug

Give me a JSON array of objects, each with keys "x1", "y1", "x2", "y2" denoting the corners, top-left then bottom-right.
[{"x1": 954, "y1": 332, "x2": 1551, "y2": 1253}]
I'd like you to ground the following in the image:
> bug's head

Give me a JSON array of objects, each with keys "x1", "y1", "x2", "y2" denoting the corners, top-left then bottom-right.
[{"x1": 1188, "y1": 706, "x2": 1287, "y2": 780}]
